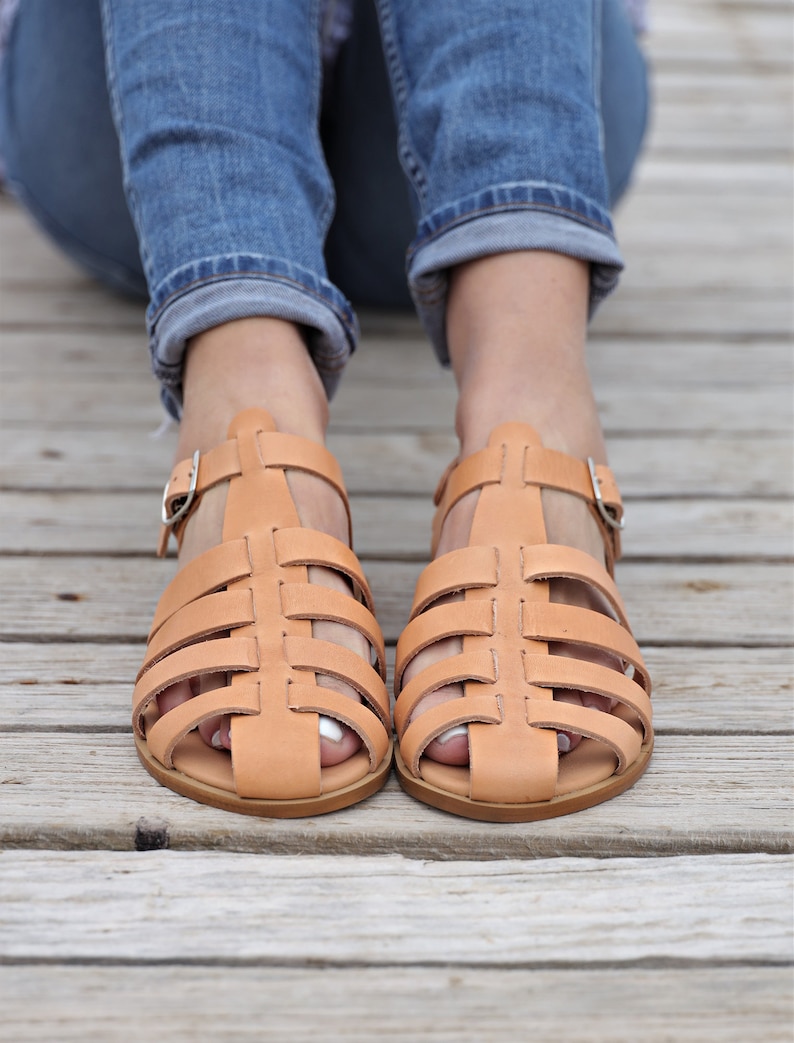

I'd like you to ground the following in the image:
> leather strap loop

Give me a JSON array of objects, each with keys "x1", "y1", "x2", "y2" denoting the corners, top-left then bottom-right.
[
  {"x1": 432, "y1": 446, "x2": 503, "y2": 550},
  {"x1": 522, "y1": 653, "x2": 652, "y2": 737},
  {"x1": 410, "y1": 545, "x2": 499, "y2": 618},
  {"x1": 401, "y1": 695, "x2": 502, "y2": 775},
  {"x1": 256, "y1": 432, "x2": 352, "y2": 543},
  {"x1": 521, "y1": 602, "x2": 650, "y2": 692},
  {"x1": 150, "y1": 539, "x2": 253, "y2": 638},
  {"x1": 523, "y1": 447, "x2": 622, "y2": 515},
  {"x1": 522, "y1": 543, "x2": 630, "y2": 628},
  {"x1": 141, "y1": 589, "x2": 255, "y2": 674},
  {"x1": 288, "y1": 683, "x2": 390, "y2": 769},
  {"x1": 147, "y1": 682, "x2": 261, "y2": 768},
  {"x1": 133, "y1": 636, "x2": 259, "y2": 735},
  {"x1": 393, "y1": 650, "x2": 497, "y2": 735},
  {"x1": 273, "y1": 528, "x2": 375, "y2": 611},
  {"x1": 280, "y1": 583, "x2": 386, "y2": 679},
  {"x1": 395, "y1": 599, "x2": 495, "y2": 689},
  {"x1": 524, "y1": 698, "x2": 642, "y2": 775},
  {"x1": 284, "y1": 636, "x2": 390, "y2": 723}
]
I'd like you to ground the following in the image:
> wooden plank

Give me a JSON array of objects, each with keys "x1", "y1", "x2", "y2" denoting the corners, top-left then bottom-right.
[
  {"x1": 1, "y1": 491, "x2": 791, "y2": 560},
  {"x1": 0, "y1": 646, "x2": 789, "y2": 737},
  {"x1": 2, "y1": 375, "x2": 791, "y2": 433},
  {"x1": 652, "y1": 63, "x2": 792, "y2": 94},
  {"x1": 636, "y1": 158, "x2": 793, "y2": 191},
  {"x1": 0, "y1": 284, "x2": 146, "y2": 329},
  {"x1": 589, "y1": 291, "x2": 793, "y2": 338},
  {"x1": 647, "y1": 4, "x2": 793, "y2": 68},
  {"x1": 3, "y1": 428, "x2": 792, "y2": 498},
  {"x1": 1, "y1": 851, "x2": 791, "y2": 960},
  {"x1": 646, "y1": 102, "x2": 793, "y2": 156},
  {"x1": 0, "y1": 203, "x2": 91, "y2": 287},
  {"x1": 4, "y1": 330, "x2": 792, "y2": 388},
  {"x1": 617, "y1": 249, "x2": 791, "y2": 293},
  {"x1": 0, "y1": 557, "x2": 790, "y2": 645},
  {"x1": 0, "y1": 966, "x2": 790, "y2": 1043},
  {"x1": 642, "y1": 647, "x2": 794, "y2": 733},
  {"x1": 2, "y1": 280, "x2": 791, "y2": 337},
  {"x1": 0, "y1": 735, "x2": 790, "y2": 856},
  {"x1": 616, "y1": 194, "x2": 792, "y2": 246}
]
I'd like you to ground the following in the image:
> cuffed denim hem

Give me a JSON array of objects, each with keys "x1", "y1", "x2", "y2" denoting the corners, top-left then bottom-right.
[
  {"x1": 148, "y1": 255, "x2": 358, "y2": 419},
  {"x1": 406, "y1": 184, "x2": 624, "y2": 366}
]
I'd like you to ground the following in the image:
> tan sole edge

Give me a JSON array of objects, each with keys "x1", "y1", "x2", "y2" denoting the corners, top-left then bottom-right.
[
  {"x1": 135, "y1": 736, "x2": 394, "y2": 819},
  {"x1": 394, "y1": 740, "x2": 654, "y2": 822}
]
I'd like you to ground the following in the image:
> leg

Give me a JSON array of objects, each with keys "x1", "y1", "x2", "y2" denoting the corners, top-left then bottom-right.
[
  {"x1": 381, "y1": 0, "x2": 653, "y2": 815},
  {"x1": 98, "y1": 0, "x2": 391, "y2": 810},
  {"x1": 322, "y1": 0, "x2": 648, "y2": 307},
  {"x1": 409, "y1": 252, "x2": 616, "y2": 766}
]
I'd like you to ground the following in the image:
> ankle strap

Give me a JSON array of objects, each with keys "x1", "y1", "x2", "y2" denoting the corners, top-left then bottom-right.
[
  {"x1": 158, "y1": 430, "x2": 351, "y2": 556},
  {"x1": 432, "y1": 440, "x2": 624, "y2": 566}
]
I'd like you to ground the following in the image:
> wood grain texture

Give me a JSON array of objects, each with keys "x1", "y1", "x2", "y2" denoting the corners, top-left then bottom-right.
[
  {"x1": 0, "y1": 557, "x2": 791, "y2": 644},
  {"x1": 1, "y1": 646, "x2": 790, "y2": 737},
  {"x1": 0, "y1": 735, "x2": 790, "y2": 856},
  {"x1": 0, "y1": 966, "x2": 791, "y2": 1043},
  {"x1": 1, "y1": 851, "x2": 791, "y2": 961},
  {"x1": 1, "y1": 491, "x2": 790, "y2": 559},
  {"x1": 6, "y1": 329, "x2": 792, "y2": 386},
  {"x1": 5, "y1": 375, "x2": 791, "y2": 433},
  {"x1": 3, "y1": 428, "x2": 793, "y2": 498}
]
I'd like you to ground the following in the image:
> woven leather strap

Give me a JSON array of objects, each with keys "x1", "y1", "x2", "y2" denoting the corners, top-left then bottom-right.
[
  {"x1": 136, "y1": 408, "x2": 390, "y2": 800},
  {"x1": 396, "y1": 422, "x2": 651, "y2": 804}
]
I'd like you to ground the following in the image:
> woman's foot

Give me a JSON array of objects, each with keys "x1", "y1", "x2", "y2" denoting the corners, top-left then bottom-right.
[
  {"x1": 154, "y1": 317, "x2": 368, "y2": 768},
  {"x1": 403, "y1": 251, "x2": 624, "y2": 766},
  {"x1": 401, "y1": 437, "x2": 620, "y2": 765}
]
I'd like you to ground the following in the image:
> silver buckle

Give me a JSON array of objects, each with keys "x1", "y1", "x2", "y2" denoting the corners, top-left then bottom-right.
[
  {"x1": 587, "y1": 457, "x2": 624, "y2": 531},
  {"x1": 161, "y1": 450, "x2": 200, "y2": 527}
]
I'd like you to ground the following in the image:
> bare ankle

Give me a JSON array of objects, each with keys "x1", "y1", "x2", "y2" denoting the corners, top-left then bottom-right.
[{"x1": 176, "y1": 317, "x2": 330, "y2": 460}]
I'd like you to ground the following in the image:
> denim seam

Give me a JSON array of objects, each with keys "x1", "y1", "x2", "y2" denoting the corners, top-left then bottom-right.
[
  {"x1": 593, "y1": 0, "x2": 607, "y2": 161},
  {"x1": 98, "y1": 0, "x2": 153, "y2": 280},
  {"x1": 309, "y1": 0, "x2": 336, "y2": 236},
  {"x1": 373, "y1": 0, "x2": 429, "y2": 204}
]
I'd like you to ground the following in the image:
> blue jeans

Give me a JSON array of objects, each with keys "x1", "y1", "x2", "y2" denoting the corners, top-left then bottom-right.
[{"x1": 0, "y1": 0, "x2": 648, "y2": 417}]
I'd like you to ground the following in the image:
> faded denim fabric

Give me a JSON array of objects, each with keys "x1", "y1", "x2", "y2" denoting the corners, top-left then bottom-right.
[{"x1": 0, "y1": 0, "x2": 647, "y2": 416}]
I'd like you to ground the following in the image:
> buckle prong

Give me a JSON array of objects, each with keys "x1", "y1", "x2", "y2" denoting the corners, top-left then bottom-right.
[
  {"x1": 587, "y1": 457, "x2": 625, "y2": 531},
  {"x1": 161, "y1": 450, "x2": 200, "y2": 527}
]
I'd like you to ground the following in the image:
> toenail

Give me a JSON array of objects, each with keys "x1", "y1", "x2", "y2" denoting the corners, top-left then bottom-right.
[
  {"x1": 210, "y1": 729, "x2": 224, "y2": 750},
  {"x1": 557, "y1": 732, "x2": 571, "y2": 754},
  {"x1": 437, "y1": 724, "x2": 468, "y2": 744},
  {"x1": 319, "y1": 716, "x2": 344, "y2": 743}
]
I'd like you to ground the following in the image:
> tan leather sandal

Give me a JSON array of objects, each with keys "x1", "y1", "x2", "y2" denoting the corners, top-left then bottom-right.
[
  {"x1": 133, "y1": 407, "x2": 392, "y2": 817},
  {"x1": 393, "y1": 422, "x2": 653, "y2": 822}
]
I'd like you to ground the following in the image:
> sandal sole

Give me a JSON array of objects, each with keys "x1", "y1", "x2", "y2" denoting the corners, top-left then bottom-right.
[
  {"x1": 136, "y1": 735, "x2": 393, "y2": 818},
  {"x1": 394, "y1": 739, "x2": 653, "y2": 822}
]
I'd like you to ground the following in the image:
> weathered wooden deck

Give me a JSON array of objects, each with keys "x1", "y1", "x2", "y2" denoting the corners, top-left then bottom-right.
[{"x1": 1, "y1": 1, "x2": 792, "y2": 1039}]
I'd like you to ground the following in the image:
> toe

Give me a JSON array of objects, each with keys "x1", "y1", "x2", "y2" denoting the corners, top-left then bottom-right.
[
  {"x1": 198, "y1": 712, "x2": 231, "y2": 750},
  {"x1": 318, "y1": 714, "x2": 364, "y2": 766},
  {"x1": 157, "y1": 678, "x2": 195, "y2": 716}
]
